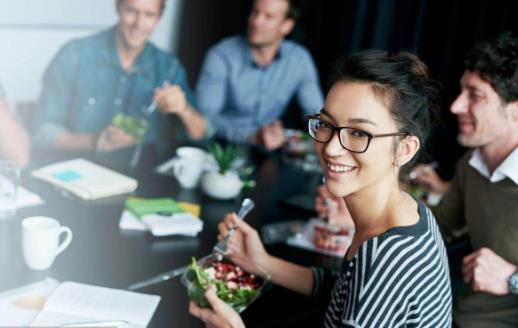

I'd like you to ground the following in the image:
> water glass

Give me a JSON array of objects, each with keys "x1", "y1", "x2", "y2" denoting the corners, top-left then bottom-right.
[{"x1": 0, "y1": 160, "x2": 20, "y2": 218}]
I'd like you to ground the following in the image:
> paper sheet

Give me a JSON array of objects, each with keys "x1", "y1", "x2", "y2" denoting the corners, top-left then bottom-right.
[
  {"x1": 0, "y1": 175, "x2": 44, "y2": 210},
  {"x1": 31, "y1": 281, "x2": 160, "y2": 327},
  {"x1": 0, "y1": 278, "x2": 59, "y2": 326},
  {"x1": 17, "y1": 186, "x2": 44, "y2": 208}
]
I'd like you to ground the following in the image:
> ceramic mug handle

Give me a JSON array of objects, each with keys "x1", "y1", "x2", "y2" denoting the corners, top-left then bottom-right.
[{"x1": 55, "y1": 226, "x2": 73, "y2": 257}]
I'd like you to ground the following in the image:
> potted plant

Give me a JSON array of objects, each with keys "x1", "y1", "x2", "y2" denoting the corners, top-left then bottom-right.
[{"x1": 201, "y1": 143, "x2": 254, "y2": 200}]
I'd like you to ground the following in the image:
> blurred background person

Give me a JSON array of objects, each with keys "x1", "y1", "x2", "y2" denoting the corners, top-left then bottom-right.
[
  {"x1": 0, "y1": 81, "x2": 30, "y2": 167},
  {"x1": 195, "y1": 0, "x2": 323, "y2": 150},
  {"x1": 415, "y1": 32, "x2": 518, "y2": 328},
  {"x1": 32, "y1": 0, "x2": 208, "y2": 159}
]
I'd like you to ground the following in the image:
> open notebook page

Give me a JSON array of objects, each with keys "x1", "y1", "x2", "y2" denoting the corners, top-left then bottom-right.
[
  {"x1": 0, "y1": 279, "x2": 59, "y2": 326},
  {"x1": 30, "y1": 282, "x2": 160, "y2": 327}
]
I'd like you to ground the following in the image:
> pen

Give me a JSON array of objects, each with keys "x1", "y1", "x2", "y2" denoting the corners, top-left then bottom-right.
[{"x1": 128, "y1": 265, "x2": 187, "y2": 290}]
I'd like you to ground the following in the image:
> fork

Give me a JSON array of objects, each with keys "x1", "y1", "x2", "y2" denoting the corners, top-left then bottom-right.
[
  {"x1": 142, "y1": 81, "x2": 169, "y2": 116},
  {"x1": 213, "y1": 198, "x2": 255, "y2": 260}
]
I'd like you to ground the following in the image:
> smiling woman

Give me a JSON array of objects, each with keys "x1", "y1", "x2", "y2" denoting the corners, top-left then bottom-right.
[{"x1": 189, "y1": 50, "x2": 452, "y2": 328}]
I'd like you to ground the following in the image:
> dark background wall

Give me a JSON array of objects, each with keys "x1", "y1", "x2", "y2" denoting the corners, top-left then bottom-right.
[{"x1": 177, "y1": 0, "x2": 518, "y2": 179}]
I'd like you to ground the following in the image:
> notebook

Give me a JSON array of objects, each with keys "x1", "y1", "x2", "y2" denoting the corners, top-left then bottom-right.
[
  {"x1": 120, "y1": 198, "x2": 203, "y2": 237},
  {"x1": 32, "y1": 159, "x2": 138, "y2": 200},
  {"x1": 30, "y1": 281, "x2": 160, "y2": 327},
  {"x1": 0, "y1": 278, "x2": 59, "y2": 326}
]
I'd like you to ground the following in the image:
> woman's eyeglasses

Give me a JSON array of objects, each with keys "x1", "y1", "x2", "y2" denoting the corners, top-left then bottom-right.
[{"x1": 306, "y1": 115, "x2": 408, "y2": 153}]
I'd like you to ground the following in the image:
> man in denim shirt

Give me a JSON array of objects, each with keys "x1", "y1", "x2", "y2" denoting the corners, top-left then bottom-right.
[
  {"x1": 195, "y1": 0, "x2": 323, "y2": 150},
  {"x1": 34, "y1": 0, "x2": 208, "y2": 156}
]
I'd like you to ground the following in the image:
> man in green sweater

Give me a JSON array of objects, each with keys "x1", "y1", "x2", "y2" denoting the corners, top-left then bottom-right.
[{"x1": 415, "y1": 32, "x2": 518, "y2": 327}]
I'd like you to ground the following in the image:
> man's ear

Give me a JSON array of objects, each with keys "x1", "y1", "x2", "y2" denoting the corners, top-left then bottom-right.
[
  {"x1": 280, "y1": 18, "x2": 295, "y2": 37},
  {"x1": 396, "y1": 135, "x2": 420, "y2": 167}
]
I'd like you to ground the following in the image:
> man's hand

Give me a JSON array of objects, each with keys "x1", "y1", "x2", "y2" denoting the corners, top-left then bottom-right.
[
  {"x1": 189, "y1": 285, "x2": 245, "y2": 328},
  {"x1": 462, "y1": 247, "x2": 517, "y2": 295},
  {"x1": 96, "y1": 125, "x2": 135, "y2": 153},
  {"x1": 154, "y1": 84, "x2": 188, "y2": 115},
  {"x1": 259, "y1": 120, "x2": 285, "y2": 151},
  {"x1": 412, "y1": 164, "x2": 450, "y2": 194}
]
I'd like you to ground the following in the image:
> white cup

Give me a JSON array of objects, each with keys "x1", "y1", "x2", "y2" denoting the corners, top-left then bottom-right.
[
  {"x1": 22, "y1": 217, "x2": 73, "y2": 270},
  {"x1": 173, "y1": 147, "x2": 207, "y2": 189}
]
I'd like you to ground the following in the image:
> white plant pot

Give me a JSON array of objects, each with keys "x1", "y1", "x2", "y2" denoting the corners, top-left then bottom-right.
[{"x1": 201, "y1": 171, "x2": 243, "y2": 200}]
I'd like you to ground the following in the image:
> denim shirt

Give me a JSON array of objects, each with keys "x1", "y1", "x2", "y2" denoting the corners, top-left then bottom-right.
[
  {"x1": 195, "y1": 35, "x2": 323, "y2": 143},
  {"x1": 34, "y1": 26, "x2": 198, "y2": 150}
]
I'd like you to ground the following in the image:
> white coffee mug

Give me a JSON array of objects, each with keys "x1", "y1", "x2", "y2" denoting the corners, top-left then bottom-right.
[
  {"x1": 172, "y1": 147, "x2": 207, "y2": 189},
  {"x1": 22, "y1": 217, "x2": 73, "y2": 270}
]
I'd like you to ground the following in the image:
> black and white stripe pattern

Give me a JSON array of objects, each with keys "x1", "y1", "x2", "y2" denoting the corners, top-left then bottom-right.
[{"x1": 320, "y1": 202, "x2": 452, "y2": 327}]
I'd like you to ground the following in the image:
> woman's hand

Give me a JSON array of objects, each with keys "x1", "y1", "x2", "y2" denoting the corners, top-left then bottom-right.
[
  {"x1": 218, "y1": 213, "x2": 270, "y2": 278},
  {"x1": 189, "y1": 285, "x2": 245, "y2": 328}
]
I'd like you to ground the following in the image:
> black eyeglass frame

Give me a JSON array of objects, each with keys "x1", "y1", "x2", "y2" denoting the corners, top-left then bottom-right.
[{"x1": 305, "y1": 114, "x2": 409, "y2": 153}]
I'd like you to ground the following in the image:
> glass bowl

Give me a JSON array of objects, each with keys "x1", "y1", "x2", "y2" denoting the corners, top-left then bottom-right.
[
  {"x1": 112, "y1": 113, "x2": 149, "y2": 142},
  {"x1": 181, "y1": 255, "x2": 269, "y2": 313}
]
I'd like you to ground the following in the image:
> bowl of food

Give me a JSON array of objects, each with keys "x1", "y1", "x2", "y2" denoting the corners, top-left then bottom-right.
[
  {"x1": 182, "y1": 256, "x2": 269, "y2": 313},
  {"x1": 112, "y1": 113, "x2": 149, "y2": 142},
  {"x1": 313, "y1": 221, "x2": 352, "y2": 253}
]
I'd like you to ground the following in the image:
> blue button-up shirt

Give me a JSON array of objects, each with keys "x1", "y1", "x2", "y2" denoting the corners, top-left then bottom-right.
[
  {"x1": 195, "y1": 35, "x2": 323, "y2": 143},
  {"x1": 34, "y1": 27, "x2": 197, "y2": 152}
]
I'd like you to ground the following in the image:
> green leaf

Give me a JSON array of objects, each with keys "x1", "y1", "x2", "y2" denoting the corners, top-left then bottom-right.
[{"x1": 209, "y1": 142, "x2": 240, "y2": 174}]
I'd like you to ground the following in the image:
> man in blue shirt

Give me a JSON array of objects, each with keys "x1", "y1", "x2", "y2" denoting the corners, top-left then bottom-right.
[
  {"x1": 34, "y1": 0, "x2": 208, "y2": 156},
  {"x1": 195, "y1": 0, "x2": 324, "y2": 150}
]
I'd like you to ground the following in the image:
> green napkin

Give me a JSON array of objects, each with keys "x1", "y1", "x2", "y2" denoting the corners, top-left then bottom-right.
[{"x1": 125, "y1": 198, "x2": 184, "y2": 219}]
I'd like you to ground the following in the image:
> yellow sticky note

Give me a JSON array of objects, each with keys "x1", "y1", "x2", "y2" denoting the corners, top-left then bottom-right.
[{"x1": 178, "y1": 202, "x2": 201, "y2": 218}]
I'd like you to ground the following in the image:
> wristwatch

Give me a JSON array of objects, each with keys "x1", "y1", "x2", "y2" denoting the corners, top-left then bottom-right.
[{"x1": 509, "y1": 271, "x2": 518, "y2": 294}]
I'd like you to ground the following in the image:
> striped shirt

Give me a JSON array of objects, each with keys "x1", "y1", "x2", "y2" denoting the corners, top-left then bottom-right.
[{"x1": 311, "y1": 201, "x2": 452, "y2": 327}]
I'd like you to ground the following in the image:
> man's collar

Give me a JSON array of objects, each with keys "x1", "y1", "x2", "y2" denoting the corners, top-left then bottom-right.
[
  {"x1": 469, "y1": 147, "x2": 518, "y2": 185},
  {"x1": 244, "y1": 37, "x2": 285, "y2": 67}
]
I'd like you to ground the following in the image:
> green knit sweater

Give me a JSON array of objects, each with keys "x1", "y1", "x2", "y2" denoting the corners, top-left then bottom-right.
[{"x1": 432, "y1": 150, "x2": 518, "y2": 328}]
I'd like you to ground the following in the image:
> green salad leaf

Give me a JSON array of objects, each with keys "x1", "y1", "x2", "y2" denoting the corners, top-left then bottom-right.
[
  {"x1": 112, "y1": 113, "x2": 149, "y2": 142},
  {"x1": 186, "y1": 257, "x2": 259, "y2": 311}
]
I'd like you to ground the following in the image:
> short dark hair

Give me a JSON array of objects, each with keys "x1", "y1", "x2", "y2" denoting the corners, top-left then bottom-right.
[
  {"x1": 253, "y1": 0, "x2": 300, "y2": 21},
  {"x1": 464, "y1": 31, "x2": 518, "y2": 104},
  {"x1": 284, "y1": 0, "x2": 300, "y2": 21},
  {"x1": 116, "y1": 0, "x2": 166, "y2": 15},
  {"x1": 330, "y1": 50, "x2": 440, "y2": 165}
]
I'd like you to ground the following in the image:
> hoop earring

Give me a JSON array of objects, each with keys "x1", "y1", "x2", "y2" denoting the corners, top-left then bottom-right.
[{"x1": 393, "y1": 157, "x2": 400, "y2": 174}]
